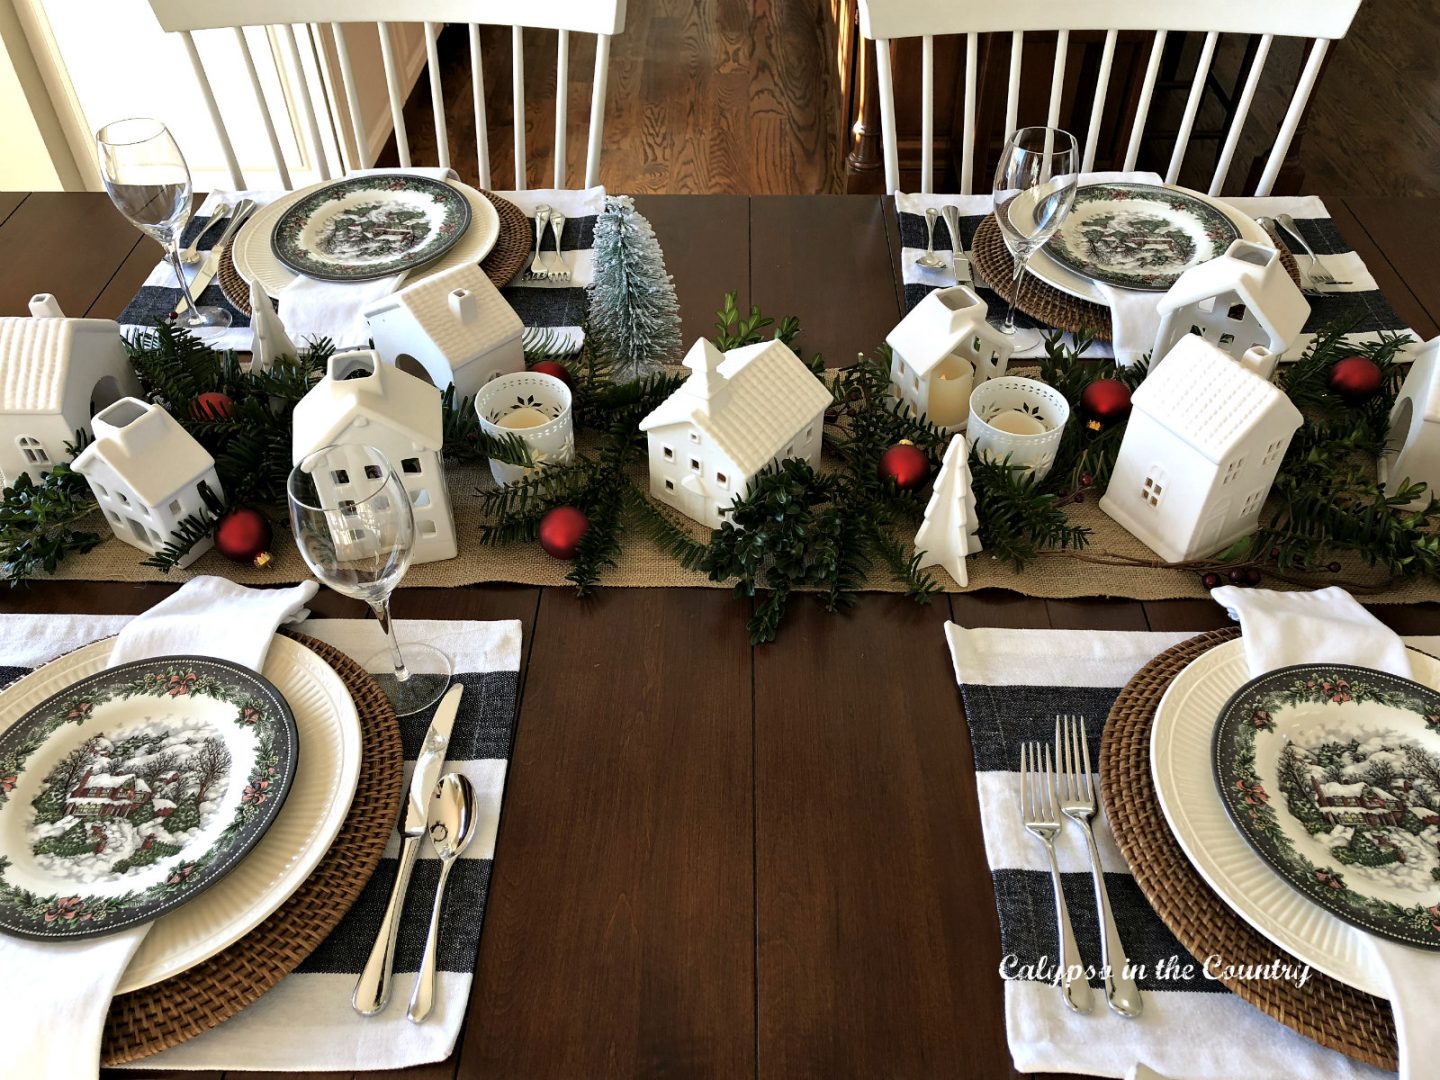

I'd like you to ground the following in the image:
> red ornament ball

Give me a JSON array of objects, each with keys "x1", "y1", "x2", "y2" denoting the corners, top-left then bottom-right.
[
  {"x1": 538, "y1": 505, "x2": 589, "y2": 560},
  {"x1": 1328, "y1": 355, "x2": 1384, "y2": 403},
  {"x1": 215, "y1": 508, "x2": 272, "y2": 568},
  {"x1": 1080, "y1": 379, "x2": 1132, "y2": 432},
  {"x1": 529, "y1": 360, "x2": 573, "y2": 389},
  {"x1": 189, "y1": 391, "x2": 233, "y2": 421},
  {"x1": 878, "y1": 440, "x2": 929, "y2": 490}
]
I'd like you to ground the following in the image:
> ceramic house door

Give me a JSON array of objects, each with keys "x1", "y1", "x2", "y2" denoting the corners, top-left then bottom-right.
[
  {"x1": 1199, "y1": 495, "x2": 1232, "y2": 552},
  {"x1": 680, "y1": 473, "x2": 711, "y2": 525}
]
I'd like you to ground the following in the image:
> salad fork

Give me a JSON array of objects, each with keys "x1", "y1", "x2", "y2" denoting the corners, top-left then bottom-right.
[
  {"x1": 547, "y1": 211, "x2": 570, "y2": 282},
  {"x1": 1020, "y1": 740, "x2": 1093, "y2": 1014},
  {"x1": 529, "y1": 205, "x2": 552, "y2": 279},
  {"x1": 1056, "y1": 715, "x2": 1142, "y2": 1018},
  {"x1": 179, "y1": 201, "x2": 230, "y2": 265}
]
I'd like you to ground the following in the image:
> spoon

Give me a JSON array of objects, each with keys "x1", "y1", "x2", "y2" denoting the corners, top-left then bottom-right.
[
  {"x1": 407, "y1": 772, "x2": 478, "y2": 1023},
  {"x1": 917, "y1": 207, "x2": 947, "y2": 269},
  {"x1": 179, "y1": 202, "x2": 231, "y2": 265}
]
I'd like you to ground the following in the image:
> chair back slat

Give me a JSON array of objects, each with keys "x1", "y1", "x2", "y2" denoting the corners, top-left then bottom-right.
[
  {"x1": 959, "y1": 32, "x2": 977, "y2": 193},
  {"x1": 1164, "y1": 29, "x2": 1217, "y2": 184},
  {"x1": 179, "y1": 30, "x2": 246, "y2": 189},
  {"x1": 1122, "y1": 30, "x2": 1167, "y2": 171},
  {"x1": 330, "y1": 22, "x2": 366, "y2": 173},
  {"x1": 1080, "y1": 29, "x2": 1116, "y2": 172},
  {"x1": 875, "y1": 38, "x2": 900, "y2": 194},
  {"x1": 1003, "y1": 31, "x2": 1022, "y2": 144},
  {"x1": 233, "y1": 27, "x2": 292, "y2": 187},
  {"x1": 285, "y1": 24, "x2": 332, "y2": 181},
  {"x1": 554, "y1": 29, "x2": 570, "y2": 187},
  {"x1": 425, "y1": 23, "x2": 451, "y2": 172},
  {"x1": 584, "y1": 32, "x2": 612, "y2": 187},
  {"x1": 377, "y1": 22, "x2": 412, "y2": 168},
  {"x1": 1045, "y1": 29, "x2": 1068, "y2": 132},
  {"x1": 1256, "y1": 36, "x2": 1329, "y2": 197},
  {"x1": 919, "y1": 35, "x2": 934, "y2": 193},
  {"x1": 512, "y1": 26, "x2": 526, "y2": 189},
  {"x1": 1207, "y1": 32, "x2": 1272, "y2": 195},
  {"x1": 469, "y1": 24, "x2": 491, "y2": 188}
]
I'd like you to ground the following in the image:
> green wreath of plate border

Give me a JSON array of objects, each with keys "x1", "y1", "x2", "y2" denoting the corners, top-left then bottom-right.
[
  {"x1": 0, "y1": 656, "x2": 298, "y2": 941},
  {"x1": 270, "y1": 174, "x2": 471, "y2": 282},
  {"x1": 1214, "y1": 662, "x2": 1440, "y2": 951}
]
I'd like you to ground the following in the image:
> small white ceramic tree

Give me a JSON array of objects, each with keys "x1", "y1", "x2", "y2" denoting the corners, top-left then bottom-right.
[
  {"x1": 248, "y1": 280, "x2": 297, "y2": 374},
  {"x1": 914, "y1": 433, "x2": 981, "y2": 586}
]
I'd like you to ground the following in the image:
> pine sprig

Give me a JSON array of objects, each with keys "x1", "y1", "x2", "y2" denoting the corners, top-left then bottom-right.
[
  {"x1": 140, "y1": 482, "x2": 225, "y2": 572},
  {"x1": 970, "y1": 453, "x2": 1091, "y2": 570},
  {"x1": 0, "y1": 436, "x2": 101, "y2": 582},
  {"x1": 623, "y1": 485, "x2": 710, "y2": 570}
]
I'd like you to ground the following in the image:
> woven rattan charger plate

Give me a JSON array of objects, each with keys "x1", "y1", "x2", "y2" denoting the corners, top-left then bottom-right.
[
  {"x1": 1098, "y1": 628, "x2": 1396, "y2": 1070},
  {"x1": 100, "y1": 631, "x2": 403, "y2": 1065},
  {"x1": 972, "y1": 218, "x2": 1304, "y2": 341},
  {"x1": 219, "y1": 190, "x2": 532, "y2": 316}
]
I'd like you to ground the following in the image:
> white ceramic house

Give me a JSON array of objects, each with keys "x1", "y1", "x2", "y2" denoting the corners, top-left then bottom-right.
[
  {"x1": 886, "y1": 285, "x2": 1013, "y2": 430},
  {"x1": 914, "y1": 433, "x2": 981, "y2": 586},
  {"x1": 1151, "y1": 239, "x2": 1310, "y2": 377},
  {"x1": 1099, "y1": 335, "x2": 1303, "y2": 563},
  {"x1": 72, "y1": 397, "x2": 223, "y2": 567},
  {"x1": 0, "y1": 293, "x2": 140, "y2": 487},
  {"x1": 1382, "y1": 336, "x2": 1440, "y2": 505},
  {"x1": 363, "y1": 263, "x2": 525, "y2": 405},
  {"x1": 292, "y1": 349, "x2": 457, "y2": 563},
  {"x1": 639, "y1": 337, "x2": 832, "y2": 527}
]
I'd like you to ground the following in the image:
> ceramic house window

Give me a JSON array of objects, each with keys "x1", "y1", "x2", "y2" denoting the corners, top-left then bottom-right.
[
  {"x1": 690, "y1": 458, "x2": 700, "y2": 471},
  {"x1": 1227, "y1": 303, "x2": 1247, "y2": 321},
  {"x1": 364, "y1": 465, "x2": 383, "y2": 480},
  {"x1": 1262, "y1": 438, "x2": 1286, "y2": 466},
  {"x1": 1242, "y1": 489, "x2": 1266, "y2": 516},
  {"x1": 663, "y1": 446, "x2": 674, "y2": 461},
  {"x1": 419, "y1": 520, "x2": 437, "y2": 536},
  {"x1": 167, "y1": 498, "x2": 180, "y2": 513},
  {"x1": 664, "y1": 479, "x2": 674, "y2": 491},
  {"x1": 17, "y1": 437, "x2": 48, "y2": 465},
  {"x1": 690, "y1": 432, "x2": 700, "y2": 444},
  {"x1": 1141, "y1": 469, "x2": 1165, "y2": 507},
  {"x1": 91, "y1": 482, "x2": 107, "y2": 497},
  {"x1": 411, "y1": 489, "x2": 431, "y2": 508},
  {"x1": 716, "y1": 471, "x2": 728, "y2": 487},
  {"x1": 401, "y1": 457, "x2": 422, "y2": 475},
  {"x1": 1221, "y1": 457, "x2": 1245, "y2": 485},
  {"x1": 331, "y1": 469, "x2": 350, "y2": 486}
]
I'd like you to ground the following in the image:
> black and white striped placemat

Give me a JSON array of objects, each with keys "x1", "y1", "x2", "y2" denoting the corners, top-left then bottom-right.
[
  {"x1": 945, "y1": 622, "x2": 1397, "y2": 1080},
  {"x1": 899, "y1": 180, "x2": 1414, "y2": 361},
  {"x1": 0, "y1": 613, "x2": 520, "y2": 1073}
]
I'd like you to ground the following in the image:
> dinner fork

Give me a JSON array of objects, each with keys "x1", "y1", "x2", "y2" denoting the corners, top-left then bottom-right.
[
  {"x1": 1262, "y1": 214, "x2": 1351, "y2": 289},
  {"x1": 529, "y1": 205, "x2": 552, "y2": 279},
  {"x1": 547, "y1": 211, "x2": 570, "y2": 282},
  {"x1": 1020, "y1": 740, "x2": 1094, "y2": 1014},
  {"x1": 179, "y1": 201, "x2": 230, "y2": 265},
  {"x1": 1056, "y1": 716, "x2": 1143, "y2": 1018}
]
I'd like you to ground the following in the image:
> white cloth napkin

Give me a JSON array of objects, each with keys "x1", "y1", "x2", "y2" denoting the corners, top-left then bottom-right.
[
  {"x1": 1215, "y1": 584, "x2": 1430, "y2": 1080},
  {"x1": 1095, "y1": 281, "x2": 1165, "y2": 368},
  {"x1": 2, "y1": 577, "x2": 315, "y2": 1080}
]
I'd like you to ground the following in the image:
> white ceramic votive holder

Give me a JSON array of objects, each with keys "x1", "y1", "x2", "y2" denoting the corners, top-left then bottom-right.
[
  {"x1": 474, "y1": 371, "x2": 574, "y2": 486},
  {"x1": 966, "y1": 376, "x2": 1069, "y2": 481}
]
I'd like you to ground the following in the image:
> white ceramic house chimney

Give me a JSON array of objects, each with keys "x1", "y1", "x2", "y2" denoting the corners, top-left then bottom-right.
[
  {"x1": 448, "y1": 288, "x2": 480, "y2": 325},
  {"x1": 29, "y1": 294, "x2": 64, "y2": 318},
  {"x1": 1240, "y1": 344, "x2": 1277, "y2": 380}
]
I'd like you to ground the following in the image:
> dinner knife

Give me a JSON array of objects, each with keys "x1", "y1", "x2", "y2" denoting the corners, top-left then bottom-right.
[
  {"x1": 352, "y1": 682, "x2": 464, "y2": 1015},
  {"x1": 172, "y1": 198, "x2": 256, "y2": 316}
]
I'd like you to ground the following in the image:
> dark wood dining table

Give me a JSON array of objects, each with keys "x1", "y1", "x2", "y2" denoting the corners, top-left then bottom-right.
[{"x1": 1, "y1": 191, "x2": 1438, "y2": 1080}]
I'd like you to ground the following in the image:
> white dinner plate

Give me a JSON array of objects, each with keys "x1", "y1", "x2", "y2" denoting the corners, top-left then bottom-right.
[
  {"x1": 1150, "y1": 638, "x2": 1440, "y2": 996},
  {"x1": 234, "y1": 177, "x2": 500, "y2": 296},
  {"x1": 0, "y1": 635, "x2": 360, "y2": 991},
  {"x1": 1015, "y1": 184, "x2": 1271, "y2": 304}
]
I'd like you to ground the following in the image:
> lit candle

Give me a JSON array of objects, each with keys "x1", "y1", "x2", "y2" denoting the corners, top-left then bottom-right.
[
  {"x1": 927, "y1": 354, "x2": 973, "y2": 429},
  {"x1": 499, "y1": 406, "x2": 550, "y2": 430},
  {"x1": 987, "y1": 409, "x2": 1047, "y2": 436}
]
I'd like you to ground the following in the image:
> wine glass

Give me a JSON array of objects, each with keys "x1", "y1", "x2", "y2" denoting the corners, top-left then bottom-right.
[
  {"x1": 95, "y1": 117, "x2": 232, "y2": 330},
  {"x1": 288, "y1": 444, "x2": 451, "y2": 716},
  {"x1": 991, "y1": 126, "x2": 1080, "y2": 352}
]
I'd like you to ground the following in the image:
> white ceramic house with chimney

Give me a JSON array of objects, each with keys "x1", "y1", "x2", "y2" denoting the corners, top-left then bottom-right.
[
  {"x1": 639, "y1": 338, "x2": 832, "y2": 528},
  {"x1": 1151, "y1": 239, "x2": 1310, "y2": 378},
  {"x1": 1382, "y1": 336, "x2": 1440, "y2": 505},
  {"x1": 0, "y1": 293, "x2": 140, "y2": 487},
  {"x1": 292, "y1": 349, "x2": 457, "y2": 563},
  {"x1": 1100, "y1": 335, "x2": 1303, "y2": 563},
  {"x1": 72, "y1": 398, "x2": 223, "y2": 567},
  {"x1": 363, "y1": 263, "x2": 524, "y2": 405},
  {"x1": 886, "y1": 285, "x2": 1013, "y2": 430}
]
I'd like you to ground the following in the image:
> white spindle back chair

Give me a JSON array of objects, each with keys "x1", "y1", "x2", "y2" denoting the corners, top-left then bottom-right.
[
  {"x1": 146, "y1": 0, "x2": 626, "y2": 191},
  {"x1": 857, "y1": 1, "x2": 1362, "y2": 197}
]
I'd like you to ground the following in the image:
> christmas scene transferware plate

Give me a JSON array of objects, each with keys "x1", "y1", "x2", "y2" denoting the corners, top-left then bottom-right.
[
  {"x1": 271, "y1": 174, "x2": 471, "y2": 282},
  {"x1": 0, "y1": 656, "x2": 298, "y2": 940},
  {"x1": 1047, "y1": 182, "x2": 1240, "y2": 291},
  {"x1": 1214, "y1": 663, "x2": 1440, "y2": 951}
]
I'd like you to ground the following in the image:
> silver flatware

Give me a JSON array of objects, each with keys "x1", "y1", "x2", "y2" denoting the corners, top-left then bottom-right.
[
  {"x1": 1269, "y1": 213, "x2": 1351, "y2": 289},
  {"x1": 173, "y1": 198, "x2": 255, "y2": 316},
  {"x1": 179, "y1": 202, "x2": 231, "y2": 265},
  {"x1": 529, "y1": 205, "x2": 552, "y2": 279},
  {"x1": 1021, "y1": 740, "x2": 1093, "y2": 1014},
  {"x1": 353, "y1": 683, "x2": 464, "y2": 1015},
  {"x1": 940, "y1": 204, "x2": 970, "y2": 285},
  {"x1": 1057, "y1": 716, "x2": 1142, "y2": 1018},
  {"x1": 407, "y1": 772, "x2": 479, "y2": 1023},
  {"x1": 917, "y1": 207, "x2": 947, "y2": 270},
  {"x1": 546, "y1": 211, "x2": 570, "y2": 282}
]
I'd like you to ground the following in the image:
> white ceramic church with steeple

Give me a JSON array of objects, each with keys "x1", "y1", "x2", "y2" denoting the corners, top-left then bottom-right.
[{"x1": 639, "y1": 337, "x2": 832, "y2": 527}]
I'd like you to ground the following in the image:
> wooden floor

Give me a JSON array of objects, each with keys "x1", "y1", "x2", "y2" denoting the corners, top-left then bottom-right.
[{"x1": 382, "y1": 0, "x2": 1437, "y2": 198}]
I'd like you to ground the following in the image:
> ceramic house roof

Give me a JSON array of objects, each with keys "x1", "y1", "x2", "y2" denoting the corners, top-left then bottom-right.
[
  {"x1": 1133, "y1": 335, "x2": 1302, "y2": 464},
  {"x1": 364, "y1": 263, "x2": 522, "y2": 361},
  {"x1": 885, "y1": 285, "x2": 1003, "y2": 376},
  {"x1": 74, "y1": 400, "x2": 215, "y2": 507},
  {"x1": 0, "y1": 316, "x2": 122, "y2": 414},
  {"x1": 1156, "y1": 240, "x2": 1310, "y2": 347},
  {"x1": 639, "y1": 339, "x2": 831, "y2": 476},
  {"x1": 292, "y1": 351, "x2": 443, "y2": 459}
]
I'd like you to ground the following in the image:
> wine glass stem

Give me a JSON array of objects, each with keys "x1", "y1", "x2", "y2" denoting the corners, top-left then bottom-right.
[
  {"x1": 169, "y1": 238, "x2": 206, "y2": 328},
  {"x1": 1003, "y1": 249, "x2": 1032, "y2": 335},
  {"x1": 373, "y1": 598, "x2": 411, "y2": 683}
]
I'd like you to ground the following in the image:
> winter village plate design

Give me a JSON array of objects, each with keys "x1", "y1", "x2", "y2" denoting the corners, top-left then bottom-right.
[
  {"x1": 1213, "y1": 663, "x2": 1440, "y2": 951},
  {"x1": 0, "y1": 656, "x2": 297, "y2": 940},
  {"x1": 271, "y1": 175, "x2": 471, "y2": 282},
  {"x1": 1047, "y1": 183, "x2": 1240, "y2": 291}
]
